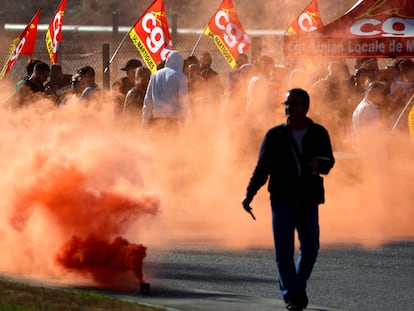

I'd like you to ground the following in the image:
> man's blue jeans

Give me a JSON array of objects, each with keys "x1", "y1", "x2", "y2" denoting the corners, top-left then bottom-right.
[{"x1": 271, "y1": 199, "x2": 320, "y2": 303}]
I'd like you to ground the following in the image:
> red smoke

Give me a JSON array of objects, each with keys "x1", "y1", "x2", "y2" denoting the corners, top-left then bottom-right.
[
  {"x1": 9, "y1": 153, "x2": 159, "y2": 289},
  {"x1": 0, "y1": 0, "x2": 412, "y2": 287},
  {"x1": 55, "y1": 235, "x2": 147, "y2": 291}
]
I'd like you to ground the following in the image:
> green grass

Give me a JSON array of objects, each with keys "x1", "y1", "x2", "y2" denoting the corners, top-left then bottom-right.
[{"x1": 0, "y1": 278, "x2": 164, "y2": 311}]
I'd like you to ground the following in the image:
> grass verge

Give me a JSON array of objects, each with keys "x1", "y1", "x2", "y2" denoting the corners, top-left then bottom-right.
[{"x1": 0, "y1": 277, "x2": 165, "y2": 311}]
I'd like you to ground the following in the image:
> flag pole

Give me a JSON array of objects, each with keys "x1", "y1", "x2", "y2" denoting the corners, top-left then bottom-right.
[
  {"x1": 392, "y1": 94, "x2": 414, "y2": 132},
  {"x1": 104, "y1": 30, "x2": 131, "y2": 73},
  {"x1": 190, "y1": 26, "x2": 207, "y2": 56}
]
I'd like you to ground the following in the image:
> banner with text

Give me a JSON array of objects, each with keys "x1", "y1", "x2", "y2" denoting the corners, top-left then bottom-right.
[
  {"x1": 129, "y1": 0, "x2": 173, "y2": 73},
  {"x1": 204, "y1": 0, "x2": 250, "y2": 68},
  {"x1": 46, "y1": 0, "x2": 67, "y2": 64},
  {"x1": 286, "y1": 0, "x2": 323, "y2": 35},
  {"x1": 285, "y1": 37, "x2": 414, "y2": 58},
  {"x1": 284, "y1": 0, "x2": 414, "y2": 58},
  {"x1": 285, "y1": 0, "x2": 323, "y2": 69},
  {"x1": 0, "y1": 8, "x2": 41, "y2": 79}
]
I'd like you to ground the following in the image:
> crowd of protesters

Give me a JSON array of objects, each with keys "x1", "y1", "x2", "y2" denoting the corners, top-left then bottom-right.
[
  {"x1": 4, "y1": 51, "x2": 413, "y2": 311},
  {"x1": 4, "y1": 52, "x2": 414, "y2": 156},
  {"x1": 307, "y1": 57, "x2": 414, "y2": 152}
]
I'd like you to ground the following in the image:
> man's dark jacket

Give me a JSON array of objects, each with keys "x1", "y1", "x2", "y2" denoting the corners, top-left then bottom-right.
[{"x1": 246, "y1": 118, "x2": 335, "y2": 205}]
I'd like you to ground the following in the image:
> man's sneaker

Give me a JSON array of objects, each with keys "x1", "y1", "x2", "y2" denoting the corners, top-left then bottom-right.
[
  {"x1": 285, "y1": 301, "x2": 303, "y2": 311},
  {"x1": 298, "y1": 292, "x2": 309, "y2": 309}
]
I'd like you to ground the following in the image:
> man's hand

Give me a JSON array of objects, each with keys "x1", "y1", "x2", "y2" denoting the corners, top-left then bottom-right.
[
  {"x1": 242, "y1": 195, "x2": 256, "y2": 220},
  {"x1": 307, "y1": 159, "x2": 320, "y2": 174}
]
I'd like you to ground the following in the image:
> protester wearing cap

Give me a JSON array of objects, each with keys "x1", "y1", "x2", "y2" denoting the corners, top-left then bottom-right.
[
  {"x1": 112, "y1": 58, "x2": 143, "y2": 116},
  {"x1": 70, "y1": 73, "x2": 83, "y2": 97},
  {"x1": 121, "y1": 59, "x2": 142, "y2": 72},
  {"x1": 75, "y1": 66, "x2": 100, "y2": 102}
]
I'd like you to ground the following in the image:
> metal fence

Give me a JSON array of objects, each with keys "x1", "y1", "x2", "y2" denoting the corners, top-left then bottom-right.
[
  {"x1": 0, "y1": 25, "x2": 403, "y2": 89},
  {"x1": 1, "y1": 28, "x2": 264, "y2": 88}
]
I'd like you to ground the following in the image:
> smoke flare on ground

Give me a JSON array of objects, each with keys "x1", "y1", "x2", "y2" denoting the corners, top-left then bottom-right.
[
  {"x1": 55, "y1": 235, "x2": 147, "y2": 291},
  {"x1": 0, "y1": 92, "x2": 160, "y2": 289},
  {"x1": 8, "y1": 154, "x2": 158, "y2": 290}
]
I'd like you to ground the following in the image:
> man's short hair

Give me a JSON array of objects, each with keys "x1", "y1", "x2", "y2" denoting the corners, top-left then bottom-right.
[
  {"x1": 135, "y1": 66, "x2": 151, "y2": 84},
  {"x1": 287, "y1": 88, "x2": 310, "y2": 109},
  {"x1": 367, "y1": 80, "x2": 387, "y2": 94},
  {"x1": 78, "y1": 66, "x2": 95, "y2": 79},
  {"x1": 34, "y1": 62, "x2": 50, "y2": 74},
  {"x1": 26, "y1": 58, "x2": 41, "y2": 75},
  {"x1": 399, "y1": 59, "x2": 414, "y2": 73}
]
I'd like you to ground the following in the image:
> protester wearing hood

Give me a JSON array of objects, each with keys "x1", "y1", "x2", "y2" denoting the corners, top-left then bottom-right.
[{"x1": 142, "y1": 51, "x2": 191, "y2": 133}]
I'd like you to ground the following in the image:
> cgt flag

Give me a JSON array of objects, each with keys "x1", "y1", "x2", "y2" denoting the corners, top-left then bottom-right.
[
  {"x1": 285, "y1": 0, "x2": 323, "y2": 69},
  {"x1": 286, "y1": 0, "x2": 323, "y2": 35},
  {"x1": 0, "y1": 8, "x2": 41, "y2": 80},
  {"x1": 129, "y1": 0, "x2": 173, "y2": 73},
  {"x1": 46, "y1": 0, "x2": 67, "y2": 64},
  {"x1": 204, "y1": 0, "x2": 250, "y2": 68}
]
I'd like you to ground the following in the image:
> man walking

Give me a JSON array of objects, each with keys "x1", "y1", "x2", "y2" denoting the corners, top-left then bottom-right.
[{"x1": 242, "y1": 88, "x2": 334, "y2": 311}]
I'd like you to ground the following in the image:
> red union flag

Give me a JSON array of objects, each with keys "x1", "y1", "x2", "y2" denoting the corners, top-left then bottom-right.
[
  {"x1": 46, "y1": 0, "x2": 67, "y2": 64},
  {"x1": 286, "y1": 0, "x2": 323, "y2": 34},
  {"x1": 0, "y1": 8, "x2": 41, "y2": 80},
  {"x1": 283, "y1": 0, "x2": 414, "y2": 59},
  {"x1": 286, "y1": 0, "x2": 323, "y2": 69},
  {"x1": 204, "y1": 0, "x2": 250, "y2": 68},
  {"x1": 129, "y1": 0, "x2": 173, "y2": 73}
]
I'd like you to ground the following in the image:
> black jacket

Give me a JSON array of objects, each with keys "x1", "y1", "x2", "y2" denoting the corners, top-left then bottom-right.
[{"x1": 246, "y1": 118, "x2": 335, "y2": 204}]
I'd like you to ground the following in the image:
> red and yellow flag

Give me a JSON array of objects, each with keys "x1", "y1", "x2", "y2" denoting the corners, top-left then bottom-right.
[
  {"x1": 286, "y1": 0, "x2": 323, "y2": 69},
  {"x1": 129, "y1": 0, "x2": 173, "y2": 73},
  {"x1": 286, "y1": 0, "x2": 323, "y2": 35},
  {"x1": 46, "y1": 0, "x2": 67, "y2": 64},
  {"x1": 0, "y1": 8, "x2": 41, "y2": 80},
  {"x1": 204, "y1": 0, "x2": 250, "y2": 68}
]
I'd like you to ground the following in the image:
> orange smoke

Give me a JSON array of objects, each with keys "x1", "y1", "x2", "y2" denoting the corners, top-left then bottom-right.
[
  {"x1": 321, "y1": 134, "x2": 414, "y2": 247},
  {"x1": 1, "y1": 5, "x2": 414, "y2": 290},
  {"x1": 10, "y1": 155, "x2": 159, "y2": 237},
  {"x1": 9, "y1": 152, "x2": 159, "y2": 288}
]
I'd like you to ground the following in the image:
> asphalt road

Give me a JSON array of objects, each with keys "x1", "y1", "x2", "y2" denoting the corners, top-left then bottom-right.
[{"x1": 129, "y1": 240, "x2": 414, "y2": 311}]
